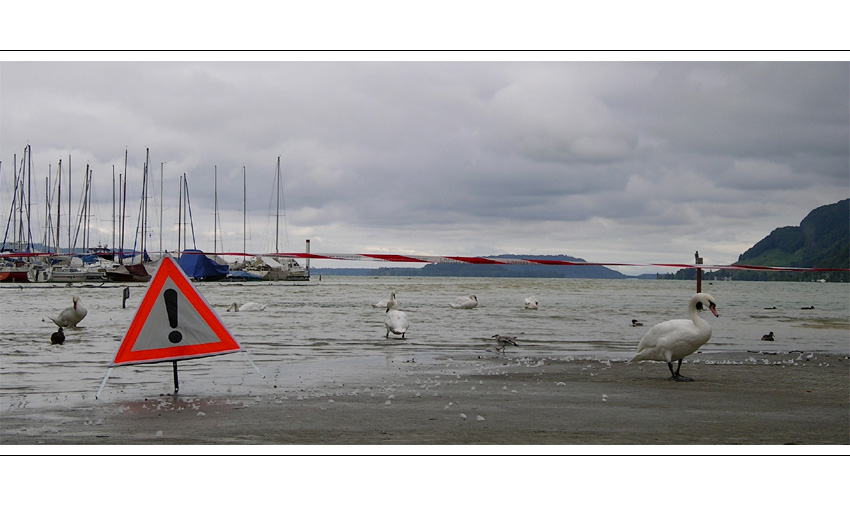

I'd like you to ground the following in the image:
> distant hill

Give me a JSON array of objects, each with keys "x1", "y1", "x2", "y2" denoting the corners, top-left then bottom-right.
[
  {"x1": 416, "y1": 254, "x2": 628, "y2": 279},
  {"x1": 668, "y1": 199, "x2": 849, "y2": 282},
  {"x1": 736, "y1": 199, "x2": 849, "y2": 270},
  {"x1": 312, "y1": 254, "x2": 629, "y2": 279}
]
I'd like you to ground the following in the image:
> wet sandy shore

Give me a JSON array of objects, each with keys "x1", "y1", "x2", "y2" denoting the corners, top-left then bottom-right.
[{"x1": 2, "y1": 351, "x2": 848, "y2": 448}]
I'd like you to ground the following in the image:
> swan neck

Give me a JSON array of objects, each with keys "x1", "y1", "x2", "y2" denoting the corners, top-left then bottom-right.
[{"x1": 689, "y1": 300, "x2": 707, "y2": 325}]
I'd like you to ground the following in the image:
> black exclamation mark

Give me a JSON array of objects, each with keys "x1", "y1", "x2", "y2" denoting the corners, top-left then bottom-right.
[{"x1": 164, "y1": 289, "x2": 183, "y2": 344}]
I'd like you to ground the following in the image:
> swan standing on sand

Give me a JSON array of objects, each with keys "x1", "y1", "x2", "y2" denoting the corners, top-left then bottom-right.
[
  {"x1": 384, "y1": 309, "x2": 410, "y2": 338},
  {"x1": 227, "y1": 302, "x2": 267, "y2": 312},
  {"x1": 49, "y1": 295, "x2": 87, "y2": 328},
  {"x1": 631, "y1": 293, "x2": 719, "y2": 382},
  {"x1": 450, "y1": 294, "x2": 478, "y2": 309},
  {"x1": 524, "y1": 296, "x2": 539, "y2": 310}
]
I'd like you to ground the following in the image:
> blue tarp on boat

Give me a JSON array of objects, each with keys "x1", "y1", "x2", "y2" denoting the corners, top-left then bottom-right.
[{"x1": 177, "y1": 249, "x2": 229, "y2": 281}]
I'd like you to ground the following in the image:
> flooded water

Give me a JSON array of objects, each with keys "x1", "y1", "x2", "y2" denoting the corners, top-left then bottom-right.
[{"x1": 1, "y1": 276, "x2": 848, "y2": 409}]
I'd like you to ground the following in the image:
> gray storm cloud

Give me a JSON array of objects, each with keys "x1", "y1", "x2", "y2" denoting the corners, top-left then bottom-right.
[{"x1": 1, "y1": 61, "x2": 847, "y2": 273}]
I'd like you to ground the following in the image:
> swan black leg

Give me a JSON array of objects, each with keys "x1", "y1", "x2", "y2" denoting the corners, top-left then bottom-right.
[{"x1": 673, "y1": 359, "x2": 693, "y2": 382}]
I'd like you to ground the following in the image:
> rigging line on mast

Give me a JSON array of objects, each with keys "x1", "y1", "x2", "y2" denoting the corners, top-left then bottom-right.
[{"x1": 184, "y1": 174, "x2": 197, "y2": 249}]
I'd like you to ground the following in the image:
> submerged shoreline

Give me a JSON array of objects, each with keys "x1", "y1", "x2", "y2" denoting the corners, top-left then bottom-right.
[{"x1": 2, "y1": 350, "x2": 848, "y2": 447}]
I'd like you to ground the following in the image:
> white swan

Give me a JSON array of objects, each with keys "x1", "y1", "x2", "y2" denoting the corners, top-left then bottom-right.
[
  {"x1": 384, "y1": 309, "x2": 410, "y2": 339},
  {"x1": 524, "y1": 296, "x2": 539, "y2": 310},
  {"x1": 373, "y1": 291, "x2": 398, "y2": 310},
  {"x1": 630, "y1": 292, "x2": 719, "y2": 381},
  {"x1": 49, "y1": 295, "x2": 87, "y2": 328},
  {"x1": 227, "y1": 302, "x2": 267, "y2": 312},
  {"x1": 450, "y1": 294, "x2": 478, "y2": 309}
]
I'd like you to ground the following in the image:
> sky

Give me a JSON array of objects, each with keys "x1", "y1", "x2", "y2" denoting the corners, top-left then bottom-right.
[{"x1": 1, "y1": 59, "x2": 848, "y2": 275}]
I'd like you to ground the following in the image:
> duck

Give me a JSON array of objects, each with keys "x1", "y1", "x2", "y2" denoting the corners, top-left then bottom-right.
[
  {"x1": 372, "y1": 291, "x2": 397, "y2": 309},
  {"x1": 384, "y1": 309, "x2": 410, "y2": 339},
  {"x1": 227, "y1": 302, "x2": 267, "y2": 312},
  {"x1": 48, "y1": 295, "x2": 87, "y2": 328},
  {"x1": 492, "y1": 334, "x2": 518, "y2": 353},
  {"x1": 631, "y1": 319, "x2": 644, "y2": 327},
  {"x1": 524, "y1": 296, "x2": 539, "y2": 310},
  {"x1": 761, "y1": 331, "x2": 775, "y2": 341},
  {"x1": 630, "y1": 292, "x2": 719, "y2": 382},
  {"x1": 801, "y1": 306, "x2": 815, "y2": 310},
  {"x1": 450, "y1": 294, "x2": 478, "y2": 309},
  {"x1": 50, "y1": 327, "x2": 65, "y2": 345}
]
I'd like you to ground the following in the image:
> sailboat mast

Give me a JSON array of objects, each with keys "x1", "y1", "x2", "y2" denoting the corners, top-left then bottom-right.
[
  {"x1": 120, "y1": 150, "x2": 127, "y2": 264},
  {"x1": 142, "y1": 148, "x2": 149, "y2": 259},
  {"x1": 275, "y1": 157, "x2": 280, "y2": 254},
  {"x1": 159, "y1": 162, "x2": 163, "y2": 259},
  {"x1": 57, "y1": 159, "x2": 62, "y2": 253},
  {"x1": 214, "y1": 165, "x2": 217, "y2": 255},
  {"x1": 15, "y1": 154, "x2": 21, "y2": 249},
  {"x1": 177, "y1": 174, "x2": 182, "y2": 259},
  {"x1": 68, "y1": 154, "x2": 71, "y2": 254},
  {"x1": 243, "y1": 166, "x2": 246, "y2": 257},
  {"x1": 43, "y1": 175, "x2": 49, "y2": 251},
  {"x1": 85, "y1": 166, "x2": 92, "y2": 251},
  {"x1": 111, "y1": 165, "x2": 115, "y2": 258},
  {"x1": 26, "y1": 145, "x2": 32, "y2": 251}
]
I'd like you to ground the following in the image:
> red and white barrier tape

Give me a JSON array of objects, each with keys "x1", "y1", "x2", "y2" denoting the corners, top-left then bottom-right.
[{"x1": 2, "y1": 250, "x2": 847, "y2": 272}]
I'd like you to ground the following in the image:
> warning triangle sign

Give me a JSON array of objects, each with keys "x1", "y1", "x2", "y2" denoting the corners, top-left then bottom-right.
[{"x1": 111, "y1": 255, "x2": 242, "y2": 366}]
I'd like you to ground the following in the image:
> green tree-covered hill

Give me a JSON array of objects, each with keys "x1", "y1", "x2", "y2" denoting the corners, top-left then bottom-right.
[
  {"x1": 670, "y1": 199, "x2": 848, "y2": 282},
  {"x1": 736, "y1": 198, "x2": 848, "y2": 270}
]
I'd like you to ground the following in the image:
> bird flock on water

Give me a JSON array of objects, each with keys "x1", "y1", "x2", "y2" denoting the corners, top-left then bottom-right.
[{"x1": 40, "y1": 285, "x2": 798, "y2": 382}]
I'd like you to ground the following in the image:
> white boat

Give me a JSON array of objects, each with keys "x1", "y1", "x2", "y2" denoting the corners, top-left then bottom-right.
[
  {"x1": 26, "y1": 263, "x2": 53, "y2": 283},
  {"x1": 30, "y1": 256, "x2": 106, "y2": 283},
  {"x1": 246, "y1": 256, "x2": 309, "y2": 281},
  {"x1": 49, "y1": 265, "x2": 90, "y2": 283}
]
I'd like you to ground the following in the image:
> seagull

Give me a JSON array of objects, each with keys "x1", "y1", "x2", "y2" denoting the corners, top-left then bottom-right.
[
  {"x1": 385, "y1": 309, "x2": 410, "y2": 339},
  {"x1": 631, "y1": 319, "x2": 644, "y2": 327},
  {"x1": 492, "y1": 334, "x2": 518, "y2": 353},
  {"x1": 450, "y1": 294, "x2": 478, "y2": 309},
  {"x1": 227, "y1": 302, "x2": 267, "y2": 312},
  {"x1": 524, "y1": 296, "x2": 539, "y2": 310},
  {"x1": 630, "y1": 293, "x2": 719, "y2": 382},
  {"x1": 50, "y1": 327, "x2": 65, "y2": 345},
  {"x1": 48, "y1": 295, "x2": 87, "y2": 328},
  {"x1": 761, "y1": 331, "x2": 775, "y2": 341}
]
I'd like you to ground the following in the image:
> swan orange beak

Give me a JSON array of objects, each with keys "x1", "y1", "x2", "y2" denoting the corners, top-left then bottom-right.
[{"x1": 709, "y1": 302, "x2": 719, "y2": 317}]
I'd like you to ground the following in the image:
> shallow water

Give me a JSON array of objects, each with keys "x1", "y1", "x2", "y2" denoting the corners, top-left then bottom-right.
[{"x1": 1, "y1": 277, "x2": 848, "y2": 409}]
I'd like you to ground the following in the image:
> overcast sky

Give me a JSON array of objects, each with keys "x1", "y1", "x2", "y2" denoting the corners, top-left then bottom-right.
[{"x1": 1, "y1": 60, "x2": 848, "y2": 274}]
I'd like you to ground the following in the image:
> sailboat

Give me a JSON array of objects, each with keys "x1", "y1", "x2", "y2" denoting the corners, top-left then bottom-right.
[
  {"x1": 222, "y1": 165, "x2": 263, "y2": 282},
  {"x1": 103, "y1": 149, "x2": 154, "y2": 282},
  {"x1": 176, "y1": 171, "x2": 230, "y2": 281},
  {"x1": 2, "y1": 146, "x2": 38, "y2": 282},
  {"x1": 245, "y1": 157, "x2": 309, "y2": 281}
]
